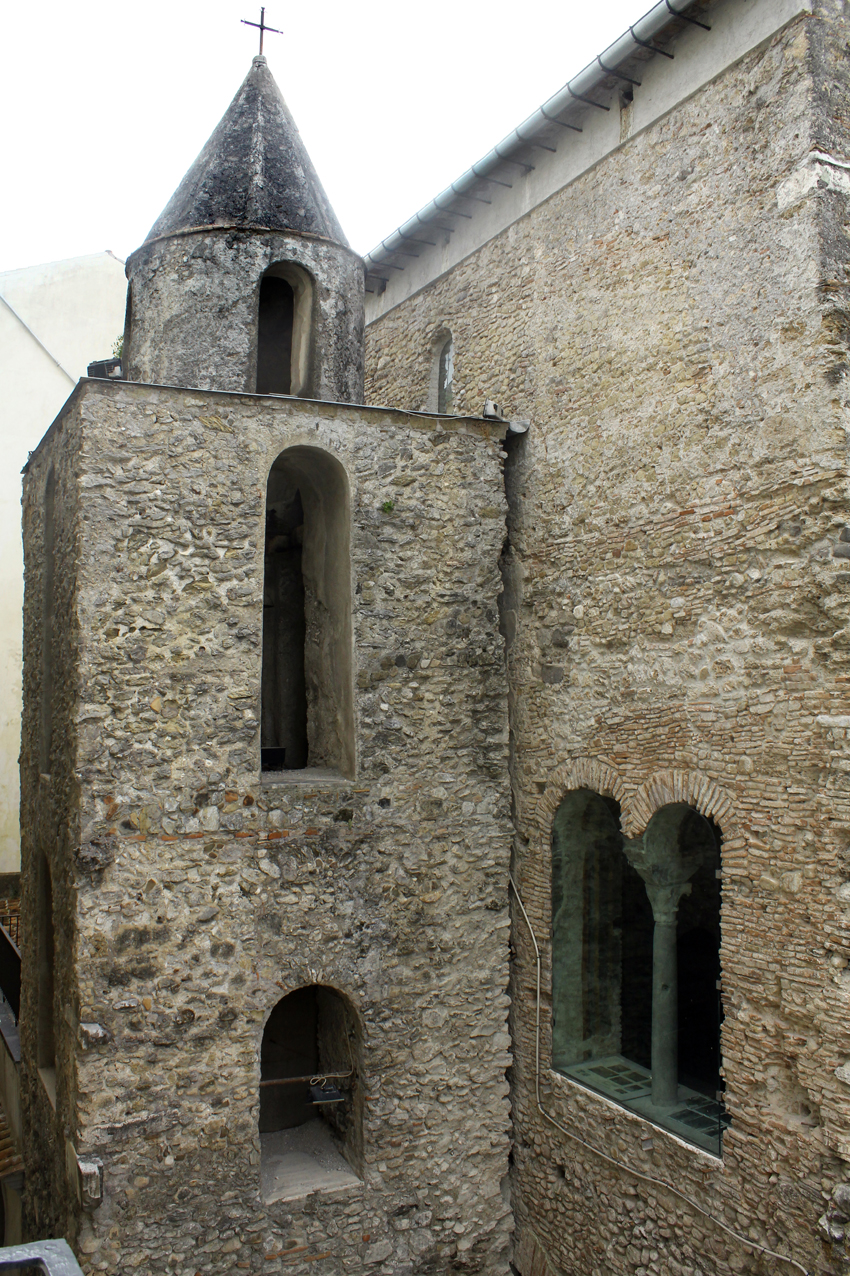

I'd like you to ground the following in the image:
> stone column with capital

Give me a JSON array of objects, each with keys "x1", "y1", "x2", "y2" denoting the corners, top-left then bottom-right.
[{"x1": 622, "y1": 822, "x2": 702, "y2": 1110}]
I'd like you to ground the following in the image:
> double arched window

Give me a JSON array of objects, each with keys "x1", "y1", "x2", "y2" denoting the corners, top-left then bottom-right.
[{"x1": 552, "y1": 790, "x2": 725, "y2": 1154}]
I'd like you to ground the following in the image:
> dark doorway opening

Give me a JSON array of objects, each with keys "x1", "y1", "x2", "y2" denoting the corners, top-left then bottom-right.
[
  {"x1": 677, "y1": 818, "x2": 722, "y2": 1095},
  {"x1": 257, "y1": 275, "x2": 294, "y2": 394},
  {"x1": 260, "y1": 447, "x2": 355, "y2": 778},
  {"x1": 260, "y1": 985, "x2": 318, "y2": 1133}
]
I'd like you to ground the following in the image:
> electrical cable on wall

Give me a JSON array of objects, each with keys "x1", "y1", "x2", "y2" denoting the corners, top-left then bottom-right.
[{"x1": 508, "y1": 873, "x2": 809, "y2": 1276}]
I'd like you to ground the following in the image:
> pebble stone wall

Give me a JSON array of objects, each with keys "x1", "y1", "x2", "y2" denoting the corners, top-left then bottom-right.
[
  {"x1": 19, "y1": 380, "x2": 513, "y2": 1275},
  {"x1": 364, "y1": 5, "x2": 850, "y2": 1274}
]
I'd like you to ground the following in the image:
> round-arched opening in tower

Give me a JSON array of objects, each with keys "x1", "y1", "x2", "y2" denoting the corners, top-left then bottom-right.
[
  {"x1": 261, "y1": 445, "x2": 354, "y2": 778},
  {"x1": 259, "y1": 984, "x2": 363, "y2": 1203},
  {"x1": 256, "y1": 262, "x2": 313, "y2": 397}
]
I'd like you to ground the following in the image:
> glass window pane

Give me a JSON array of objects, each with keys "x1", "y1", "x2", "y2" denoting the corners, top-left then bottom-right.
[{"x1": 552, "y1": 794, "x2": 726, "y2": 1156}]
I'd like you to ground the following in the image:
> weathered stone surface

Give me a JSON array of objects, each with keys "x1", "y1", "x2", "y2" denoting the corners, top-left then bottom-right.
[
  {"x1": 125, "y1": 230, "x2": 365, "y2": 402},
  {"x1": 124, "y1": 58, "x2": 364, "y2": 402},
  {"x1": 20, "y1": 382, "x2": 513, "y2": 1274},
  {"x1": 146, "y1": 56, "x2": 348, "y2": 247},
  {"x1": 365, "y1": 4, "x2": 850, "y2": 1275}
]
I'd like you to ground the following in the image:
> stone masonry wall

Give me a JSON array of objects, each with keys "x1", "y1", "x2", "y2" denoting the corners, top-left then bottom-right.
[
  {"x1": 20, "y1": 379, "x2": 513, "y2": 1275},
  {"x1": 365, "y1": 9, "x2": 850, "y2": 1275},
  {"x1": 125, "y1": 231, "x2": 365, "y2": 404},
  {"x1": 19, "y1": 401, "x2": 85, "y2": 1243}
]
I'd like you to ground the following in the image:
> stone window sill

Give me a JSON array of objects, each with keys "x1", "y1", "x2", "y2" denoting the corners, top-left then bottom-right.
[
  {"x1": 548, "y1": 1067, "x2": 724, "y2": 1165},
  {"x1": 261, "y1": 1121, "x2": 362, "y2": 1205},
  {"x1": 260, "y1": 768, "x2": 351, "y2": 788}
]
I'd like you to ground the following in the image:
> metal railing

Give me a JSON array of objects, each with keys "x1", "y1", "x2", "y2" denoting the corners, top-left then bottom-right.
[
  {"x1": 0, "y1": 922, "x2": 21, "y2": 1023},
  {"x1": 0, "y1": 917, "x2": 20, "y2": 948},
  {"x1": 0, "y1": 1240, "x2": 84, "y2": 1274}
]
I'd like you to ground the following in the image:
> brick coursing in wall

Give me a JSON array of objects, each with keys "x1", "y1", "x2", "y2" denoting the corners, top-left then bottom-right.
[{"x1": 365, "y1": 7, "x2": 850, "y2": 1274}]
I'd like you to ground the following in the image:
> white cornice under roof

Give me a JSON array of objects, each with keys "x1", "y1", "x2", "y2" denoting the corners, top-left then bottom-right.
[{"x1": 364, "y1": 0, "x2": 811, "y2": 323}]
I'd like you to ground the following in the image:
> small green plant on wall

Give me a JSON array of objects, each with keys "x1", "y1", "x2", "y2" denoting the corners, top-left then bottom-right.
[{"x1": 381, "y1": 499, "x2": 395, "y2": 514}]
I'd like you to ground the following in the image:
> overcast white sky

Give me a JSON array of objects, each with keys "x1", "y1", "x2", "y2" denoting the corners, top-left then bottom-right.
[{"x1": 2, "y1": 0, "x2": 652, "y2": 273}]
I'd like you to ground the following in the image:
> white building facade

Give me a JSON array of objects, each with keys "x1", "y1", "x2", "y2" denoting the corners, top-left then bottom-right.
[{"x1": 0, "y1": 253, "x2": 127, "y2": 872}]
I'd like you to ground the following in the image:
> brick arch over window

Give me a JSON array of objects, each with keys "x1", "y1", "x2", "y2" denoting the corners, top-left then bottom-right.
[
  {"x1": 537, "y1": 760, "x2": 728, "y2": 1155},
  {"x1": 535, "y1": 758, "x2": 627, "y2": 835},
  {"x1": 626, "y1": 769, "x2": 734, "y2": 840},
  {"x1": 523, "y1": 758, "x2": 627, "y2": 1039}
]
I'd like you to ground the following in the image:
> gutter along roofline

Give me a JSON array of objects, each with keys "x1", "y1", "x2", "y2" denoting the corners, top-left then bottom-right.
[{"x1": 363, "y1": 0, "x2": 712, "y2": 290}]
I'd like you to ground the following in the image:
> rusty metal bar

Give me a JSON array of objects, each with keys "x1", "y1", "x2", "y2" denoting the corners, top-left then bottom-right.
[{"x1": 260, "y1": 1071, "x2": 352, "y2": 1088}]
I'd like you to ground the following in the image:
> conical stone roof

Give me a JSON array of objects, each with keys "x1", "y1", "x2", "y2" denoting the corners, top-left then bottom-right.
[{"x1": 144, "y1": 56, "x2": 348, "y2": 247}]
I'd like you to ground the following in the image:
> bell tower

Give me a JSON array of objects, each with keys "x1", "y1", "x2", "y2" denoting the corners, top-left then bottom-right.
[{"x1": 123, "y1": 55, "x2": 364, "y2": 401}]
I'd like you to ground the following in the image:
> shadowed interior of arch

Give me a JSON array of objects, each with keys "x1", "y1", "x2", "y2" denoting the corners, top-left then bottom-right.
[
  {"x1": 551, "y1": 790, "x2": 726, "y2": 1154},
  {"x1": 259, "y1": 985, "x2": 362, "y2": 1203},
  {"x1": 261, "y1": 446, "x2": 354, "y2": 777},
  {"x1": 257, "y1": 276, "x2": 294, "y2": 394}
]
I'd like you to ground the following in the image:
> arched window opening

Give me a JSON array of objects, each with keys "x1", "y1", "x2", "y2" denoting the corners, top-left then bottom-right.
[
  {"x1": 259, "y1": 985, "x2": 362, "y2": 1204},
  {"x1": 256, "y1": 264, "x2": 313, "y2": 396},
  {"x1": 36, "y1": 853, "x2": 56, "y2": 1103},
  {"x1": 428, "y1": 331, "x2": 454, "y2": 414},
  {"x1": 40, "y1": 467, "x2": 55, "y2": 775},
  {"x1": 552, "y1": 793, "x2": 725, "y2": 1154},
  {"x1": 261, "y1": 447, "x2": 354, "y2": 777}
]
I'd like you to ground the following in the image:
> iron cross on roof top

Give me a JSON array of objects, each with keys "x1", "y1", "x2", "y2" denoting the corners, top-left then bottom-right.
[{"x1": 241, "y1": 7, "x2": 283, "y2": 55}]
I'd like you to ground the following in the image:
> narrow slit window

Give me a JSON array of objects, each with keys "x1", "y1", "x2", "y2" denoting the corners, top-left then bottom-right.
[{"x1": 437, "y1": 336, "x2": 454, "y2": 414}]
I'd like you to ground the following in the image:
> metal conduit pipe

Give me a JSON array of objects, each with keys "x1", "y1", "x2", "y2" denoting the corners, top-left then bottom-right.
[
  {"x1": 364, "y1": 0, "x2": 709, "y2": 274},
  {"x1": 508, "y1": 873, "x2": 809, "y2": 1276}
]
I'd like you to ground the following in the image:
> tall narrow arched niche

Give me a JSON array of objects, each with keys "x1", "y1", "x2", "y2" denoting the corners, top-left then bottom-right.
[
  {"x1": 256, "y1": 263, "x2": 313, "y2": 396},
  {"x1": 259, "y1": 985, "x2": 363, "y2": 1204},
  {"x1": 261, "y1": 446, "x2": 354, "y2": 777}
]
